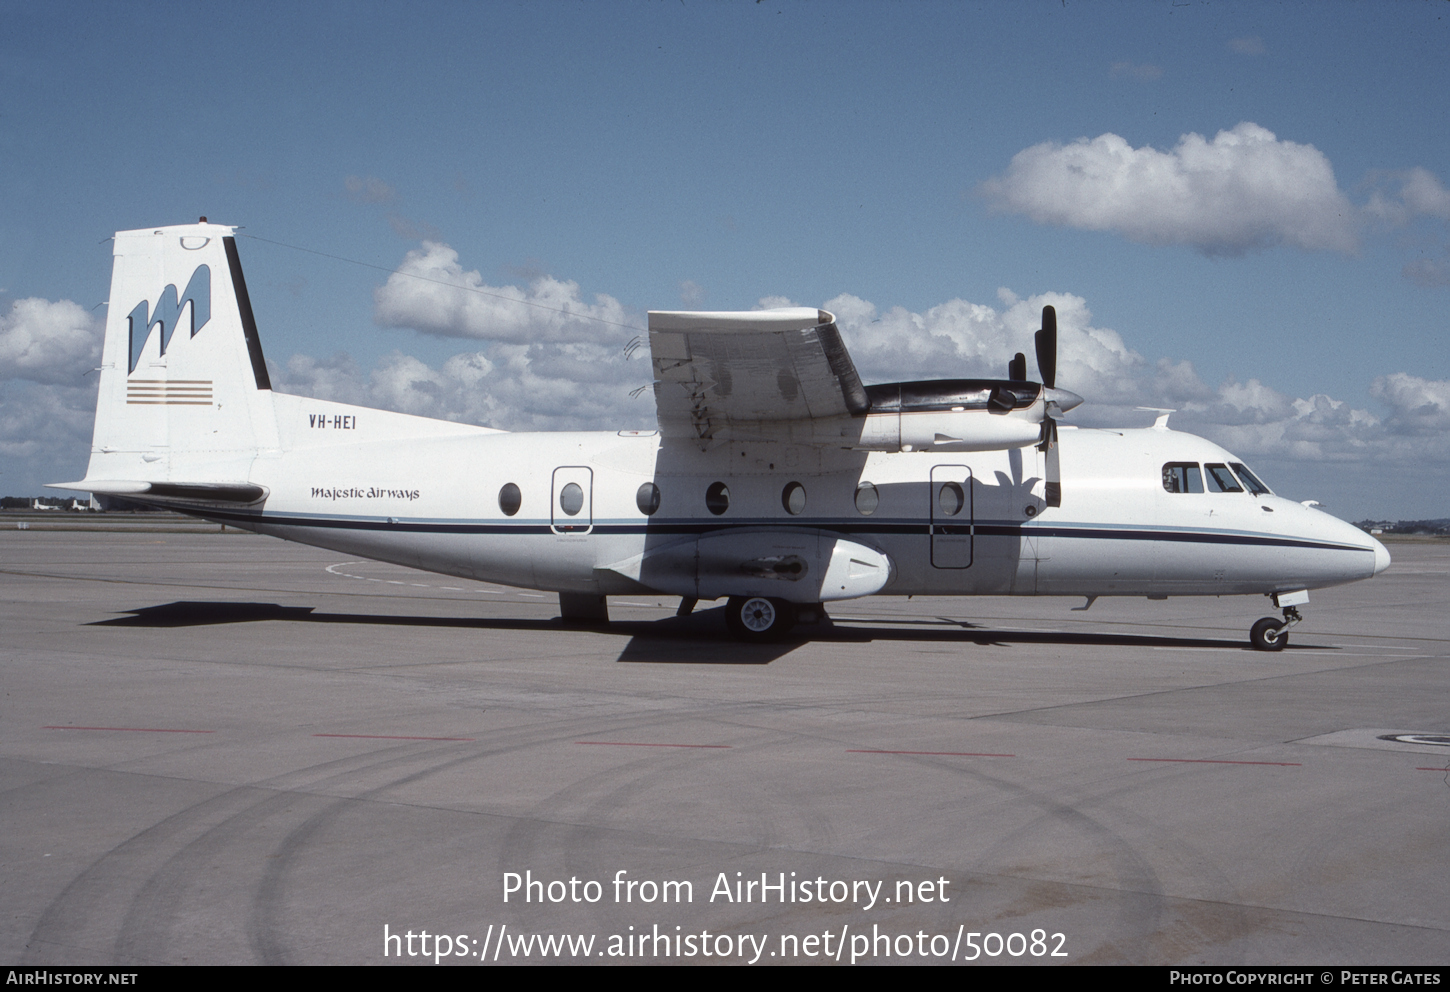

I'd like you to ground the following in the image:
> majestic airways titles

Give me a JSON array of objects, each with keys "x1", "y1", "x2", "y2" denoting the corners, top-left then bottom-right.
[{"x1": 311, "y1": 487, "x2": 420, "y2": 501}]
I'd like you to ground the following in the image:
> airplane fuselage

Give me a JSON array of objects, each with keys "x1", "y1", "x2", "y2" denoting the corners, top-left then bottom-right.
[{"x1": 214, "y1": 394, "x2": 1383, "y2": 604}]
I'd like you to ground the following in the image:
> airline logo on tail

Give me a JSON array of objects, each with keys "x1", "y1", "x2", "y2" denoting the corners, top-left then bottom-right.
[{"x1": 127, "y1": 264, "x2": 211, "y2": 374}]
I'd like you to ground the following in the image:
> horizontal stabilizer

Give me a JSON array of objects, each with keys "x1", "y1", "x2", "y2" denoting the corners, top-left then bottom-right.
[{"x1": 47, "y1": 480, "x2": 268, "y2": 505}]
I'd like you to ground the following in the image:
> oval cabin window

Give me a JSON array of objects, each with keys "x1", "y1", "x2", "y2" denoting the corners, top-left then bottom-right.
[
  {"x1": 854, "y1": 482, "x2": 879, "y2": 515},
  {"x1": 498, "y1": 483, "x2": 522, "y2": 516},
  {"x1": 559, "y1": 482, "x2": 584, "y2": 516},
  {"x1": 636, "y1": 482, "x2": 661, "y2": 515},
  {"x1": 938, "y1": 481, "x2": 965, "y2": 516},
  {"x1": 781, "y1": 481, "x2": 806, "y2": 515},
  {"x1": 705, "y1": 481, "x2": 730, "y2": 516}
]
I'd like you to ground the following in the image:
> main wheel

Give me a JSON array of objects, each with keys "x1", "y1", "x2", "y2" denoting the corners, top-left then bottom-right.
[
  {"x1": 1250, "y1": 617, "x2": 1288, "y2": 652},
  {"x1": 725, "y1": 596, "x2": 796, "y2": 641}
]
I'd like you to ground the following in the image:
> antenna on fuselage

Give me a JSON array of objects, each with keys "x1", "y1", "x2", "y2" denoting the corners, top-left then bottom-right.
[{"x1": 1136, "y1": 407, "x2": 1175, "y2": 430}]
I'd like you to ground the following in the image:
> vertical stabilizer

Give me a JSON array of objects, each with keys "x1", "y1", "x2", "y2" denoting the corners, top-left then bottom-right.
[{"x1": 83, "y1": 222, "x2": 279, "y2": 484}]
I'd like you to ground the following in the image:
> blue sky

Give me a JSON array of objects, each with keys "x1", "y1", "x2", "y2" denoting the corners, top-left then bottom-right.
[{"x1": 2, "y1": 1, "x2": 1447, "y2": 518}]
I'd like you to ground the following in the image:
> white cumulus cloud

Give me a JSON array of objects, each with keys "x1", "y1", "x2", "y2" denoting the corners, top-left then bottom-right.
[
  {"x1": 0, "y1": 298, "x2": 103, "y2": 385},
  {"x1": 828, "y1": 288, "x2": 1145, "y2": 404},
  {"x1": 0, "y1": 379, "x2": 98, "y2": 492},
  {"x1": 980, "y1": 122, "x2": 1358, "y2": 256},
  {"x1": 282, "y1": 278, "x2": 1450, "y2": 487},
  {"x1": 1371, "y1": 372, "x2": 1450, "y2": 435},
  {"x1": 273, "y1": 341, "x2": 654, "y2": 435},
  {"x1": 1364, "y1": 167, "x2": 1450, "y2": 227},
  {"x1": 373, "y1": 242, "x2": 635, "y2": 345}
]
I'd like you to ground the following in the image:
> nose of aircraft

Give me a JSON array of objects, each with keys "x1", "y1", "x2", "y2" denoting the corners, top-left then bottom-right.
[{"x1": 1373, "y1": 537, "x2": 1392, "y2": 575}]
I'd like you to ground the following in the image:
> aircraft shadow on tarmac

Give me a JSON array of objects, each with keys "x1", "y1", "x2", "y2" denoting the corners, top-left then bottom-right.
[{"x1": 89, "y1": 600, "x2": 1282, "y2": 666}]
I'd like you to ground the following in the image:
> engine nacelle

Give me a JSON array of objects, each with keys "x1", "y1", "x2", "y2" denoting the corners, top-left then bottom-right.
[
  {"x1": 849, "y1": 378, "x2": 1081, "y2": 453},
  {"x1": 855, "y1": 407, "x2": 1044, "y2": 452},
  {"x1": 601, "y1": 528, "x2": 894, "y2": 602}
]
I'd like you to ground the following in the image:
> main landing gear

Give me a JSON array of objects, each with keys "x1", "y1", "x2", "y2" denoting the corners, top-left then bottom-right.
[
  {"x1": 1249, "y1": 603, "x2": 1304, "y2": 652},
  {"x1": 722, "y1": 597, "x2": 830, "y2": 641},
  {"x1": 725, "y1": 596, "x2": 797, "y2": 641}
]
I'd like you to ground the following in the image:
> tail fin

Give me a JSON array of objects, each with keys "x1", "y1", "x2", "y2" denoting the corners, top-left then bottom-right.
[{"x1": 64, "y1": 221, "x2": 280, "y2": 492}]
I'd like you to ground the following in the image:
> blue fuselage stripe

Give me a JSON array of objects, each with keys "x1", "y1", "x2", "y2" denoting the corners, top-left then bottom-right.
[{"x1": 186, "y1": 506, "x2": 1371, "y2": 555}]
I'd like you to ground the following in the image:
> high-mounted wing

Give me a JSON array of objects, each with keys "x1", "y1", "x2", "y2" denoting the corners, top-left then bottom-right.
[{"x1": 648, "y1": 308, "x2": 868, "y2": 443}]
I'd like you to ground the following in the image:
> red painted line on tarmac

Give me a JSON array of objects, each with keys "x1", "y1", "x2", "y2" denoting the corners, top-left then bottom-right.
[
  {"x1": 575, "y1": 741, "x2": 731, "y2": 749},
  {"x1": 314, "y1": 734, "x2": 477, "y2": 741},
  {"x1": 1128, "y1": 757, "x2": 1301, "y2": 767},
  {"x1": 43, "y1": 726, "x2": 214, "y2": 734},
  {"x1": 848, "y1": 749, "x2": 1015, "y2": 757}
]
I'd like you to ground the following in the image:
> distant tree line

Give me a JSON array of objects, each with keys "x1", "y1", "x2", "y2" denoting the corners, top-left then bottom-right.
[{"x1": 1355, "y1": 519, "x2": 1450, "y2": 536}]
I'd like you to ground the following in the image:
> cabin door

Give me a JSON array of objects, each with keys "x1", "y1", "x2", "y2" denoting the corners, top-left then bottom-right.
[{"x1": 930, "y1": 464, "x2": 974, "y2": 568}]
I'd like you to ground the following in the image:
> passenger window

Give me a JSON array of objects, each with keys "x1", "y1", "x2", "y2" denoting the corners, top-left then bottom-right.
[
  {"x1": 781, "y1": 481, "x2": 806, "y2": 515},
  {"x1": 1230, "y1": 462, "x2": 1272, "y2": 495},
  {"x1": 1205, "y1": 463, "x2": 1244, "y2": 493},
  {"x1": 636, "y1": 482, "x2": 661, "y2": 515},
  {"x1": 938, "y1": 481, "x2": 965, "y2": 516},
  {"x1": 854, "y1": 482, "x2": 879, "y2": 516},
  {"x1": 498, "y1": 483, "x2": 522, "y2": 516},
  {"x1": 559, "y1": 482, "x2": 584, "y2": 516},
  {"x1": 1162, "y1": 463, "x2": 1203, "y2": 494},
  {"x1": 705, "y1": 481, "x2": 730, "y2": 515}
]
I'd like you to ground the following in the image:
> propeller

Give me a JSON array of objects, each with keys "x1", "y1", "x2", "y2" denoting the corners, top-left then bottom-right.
[
  {"x1": 1031, "y1": 305, "x2": 1081, "y2": 508},
  {"x1": 1035, "y1": 306, "x2": 1057, "y2": 390}
]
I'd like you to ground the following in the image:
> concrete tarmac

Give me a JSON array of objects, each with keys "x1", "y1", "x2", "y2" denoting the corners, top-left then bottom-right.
[{"x1": 3, "y1": 531, "x2": 1446, "y2": 966}]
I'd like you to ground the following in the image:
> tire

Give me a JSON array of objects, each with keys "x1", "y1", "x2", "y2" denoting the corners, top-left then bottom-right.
[
  {"x1": 725, "y1": 596, "x2": 796, "y2": 641},
  {"x1": 1250, "y1": 616, "x2": 1288, "y2": 652}
]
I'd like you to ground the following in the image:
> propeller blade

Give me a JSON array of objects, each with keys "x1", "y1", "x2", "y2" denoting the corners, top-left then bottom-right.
[
  {"x1": 1034, "y1": 305, "x2": 1057, "y2": 389},
  {"x1": 1008, "y1": 352, "x2": 1026, "y2": 382},
  {"x1": 1036, "y1": 414, "x2": 1057, "y2": 452},
  {"x1": 1043, "y1": 434, "x2": 1062, "y2": 507},
  {"x1": 1037, "y1": 415, "x2": 1062, "y2": 507},
  {"x1": 1031, "y1": 306, "x2": 1064, "y2": 506}
]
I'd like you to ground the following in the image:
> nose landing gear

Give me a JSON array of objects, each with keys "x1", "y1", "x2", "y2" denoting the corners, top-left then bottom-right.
[{"x1": 1250, "y1": 604, "x2": 1303, "y2": 652}]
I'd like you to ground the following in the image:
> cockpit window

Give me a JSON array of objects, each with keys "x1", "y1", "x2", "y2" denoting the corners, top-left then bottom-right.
[
  {"x1": 1230, "y1": 462, "x2": 1272, "y2": 495},
  {"x1": 1204, "y1": 463, "x2": 1244, "y2": 493},
  {"x1": 1162, "y1": 463, "x2": 1203, "y2": 494}
]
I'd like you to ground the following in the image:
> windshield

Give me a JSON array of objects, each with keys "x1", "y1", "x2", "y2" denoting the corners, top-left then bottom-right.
[
  {"x1": 1205, "y1": 463, "x2": 1244, "y2": 493},
  {"x1": 1229, "y1": 462, "x2": 1272, "y2": 495}
]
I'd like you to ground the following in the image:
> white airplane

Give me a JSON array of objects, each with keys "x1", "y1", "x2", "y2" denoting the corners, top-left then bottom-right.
[{"x1": 52, "y1": 221, "x2": 1390, "y2": 649}]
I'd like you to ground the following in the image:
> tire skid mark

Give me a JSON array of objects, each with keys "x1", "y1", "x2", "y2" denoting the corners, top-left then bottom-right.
[
  {"x1": 247, "y1": 720, "x2": 626, "y2": 962},
  {"x1": 899, "y1": 750, "x2": 1188, "y2": 962},
  {"x1": 27, "y1": 740, "x2": 477, "y2": 965},
  {"x1": 247, "y1": 706, "x2": 815, "y2": 960}
]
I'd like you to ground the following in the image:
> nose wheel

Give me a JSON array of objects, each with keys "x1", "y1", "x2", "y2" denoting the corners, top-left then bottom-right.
[{"x1": 1250, "y1": 606, "x2": 1302, "y2": 652}]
